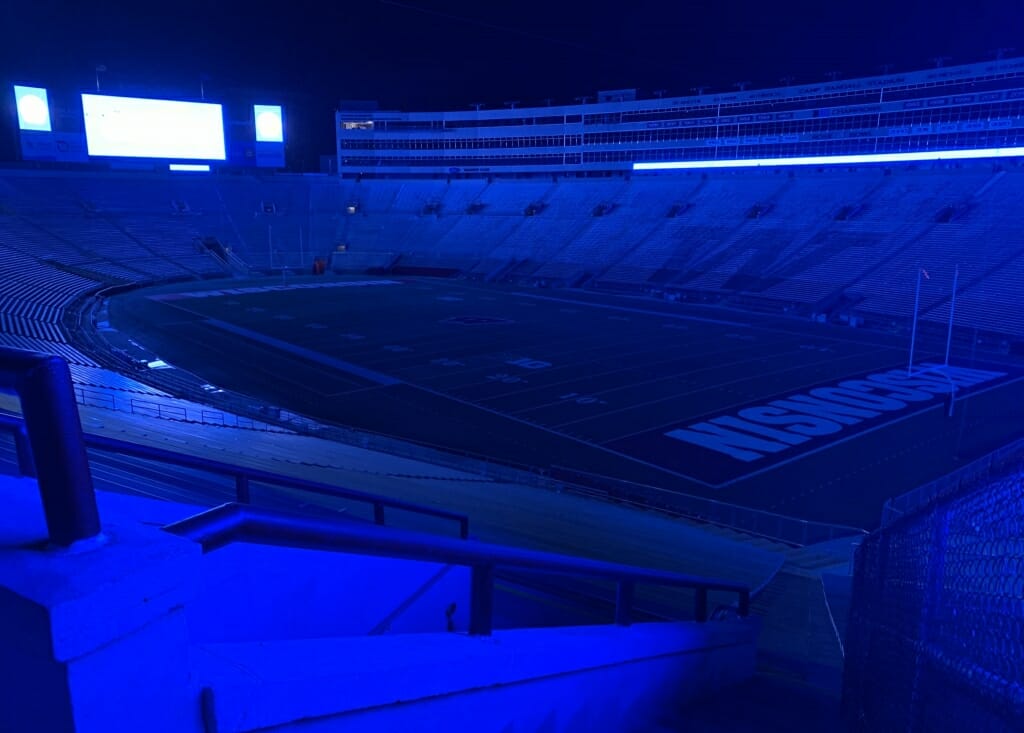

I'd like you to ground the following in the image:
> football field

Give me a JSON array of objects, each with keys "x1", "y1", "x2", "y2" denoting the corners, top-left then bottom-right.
[{"x1": 110, "y1": 276, "x2": 1024, "y2": 529}]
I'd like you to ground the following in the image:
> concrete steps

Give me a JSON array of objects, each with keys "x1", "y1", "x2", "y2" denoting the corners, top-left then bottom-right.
[{"x1": 752, "y1": 570, "x2": 845, "y2": 693}]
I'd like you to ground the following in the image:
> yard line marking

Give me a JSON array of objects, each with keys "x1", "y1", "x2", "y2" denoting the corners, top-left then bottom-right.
[
  {"x1": 412, "y1": 309, "x2": 780, "y2": 386},
  {"x1": 150, "y1": 279, "x2": 402, "y2": 301},
  {"x1": 149, "y1": 321, "x2": 369, "y2": 397},
  {"x1": 507, "y1": 291, "x2": 753, "y2": 327},
  {"x1": 203, "y1": 319, "x2": 401, "y2": 386},
  {"x1": 399, "y1": 277, "x2": 916, "y2": 351},
  {"x1": 396, "y1": 370, "x2": 708, "y2": 482},
  {"x1": 196, "y1": 319, "x2": 687, "y2": 482},
  {"x1": 492, "y1": 339, "x2": 805, "y2": 408},
  {"x1": 568, "y1": 346, "x2": 901, "y2": 438},
  {"x1": 464, "y1": 284, "x2": 909, "y2": 349},
  {"x1": 390, "y1": 328, "x2": 664, "y2": 381},
  {"x1": 708, "y1": 373, "x2": 1024, "y2": 490}
]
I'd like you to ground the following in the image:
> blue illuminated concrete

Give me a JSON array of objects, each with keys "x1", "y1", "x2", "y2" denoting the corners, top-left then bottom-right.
[
  {"x1": 196, "y1": 621, "x2": 757, "y2": 732},
  {"x1": 0, "y1": 475, "x2": 202, "y2": 733},
  {"x1": 0, "y1": 472, "x2": 757, "y2": 731},
  {"x1": 633, "y1": 147, "x2": 1024, "y2": 171}
]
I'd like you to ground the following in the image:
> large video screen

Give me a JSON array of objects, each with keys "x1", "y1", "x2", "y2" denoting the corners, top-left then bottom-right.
[{"x1": 81, "y1": 94, "x2": 226, "y2": 160}]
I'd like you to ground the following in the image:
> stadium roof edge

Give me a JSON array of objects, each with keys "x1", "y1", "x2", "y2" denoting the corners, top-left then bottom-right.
[{"x1": 341, "y1": 56, "x2": 1024, "y2": 119}]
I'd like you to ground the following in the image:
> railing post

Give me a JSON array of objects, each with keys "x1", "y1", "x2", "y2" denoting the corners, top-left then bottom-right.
[
  {"x1": 373, "y1": 503, "x2": 386, "y2": 526},
  {"x1": 694, "y1": 587, "x2": 708, "y2": 622},
  {"x1": 469, "y1": 564, "x2": 494, "y2": 636},
  {"x1": 738, "y1": 589, "x2": 750, "y2": 617},
  {"x1": 615, "y1": 580, "x2": 634, "y2": 626},
  {"x1": 235, "y1": 475, "x2": 251, "y2": 503},
  {"x1": 1, "y1": 350, "x2": 100, "y2": 546},
  {"x1": 14, "y1": 423, "x2": 36, "y2": 478}
]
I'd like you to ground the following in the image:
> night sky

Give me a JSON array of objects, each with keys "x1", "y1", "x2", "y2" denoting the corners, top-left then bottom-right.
[{"x1": 0, "y1": 0, "x2": 1019, "y2": 168}]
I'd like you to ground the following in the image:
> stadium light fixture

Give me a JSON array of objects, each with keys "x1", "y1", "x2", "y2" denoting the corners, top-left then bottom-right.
[
  {"x1": 13, "y1": 85, "x2": 52, "y2": 132},
  {"x1": 632, "y1": 147, "x2": 1024, "y2": 171},
  {"x1": 254, "y1": 104, "x2": 283, "y2": 143}
]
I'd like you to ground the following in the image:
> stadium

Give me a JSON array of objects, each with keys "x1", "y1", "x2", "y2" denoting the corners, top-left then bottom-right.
[{"x1": 0, "y1": 10, "x2": 1022, "y2": 732}]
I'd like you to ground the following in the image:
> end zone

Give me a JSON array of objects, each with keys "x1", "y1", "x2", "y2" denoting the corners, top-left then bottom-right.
[{"x1": 607, "y1": 362, "x2": 1019, "y2": 487}]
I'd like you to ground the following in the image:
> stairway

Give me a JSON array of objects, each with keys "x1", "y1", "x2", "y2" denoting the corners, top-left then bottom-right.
[{"x1": 753, "y1": 569, "x2": 845, "y2": 694}]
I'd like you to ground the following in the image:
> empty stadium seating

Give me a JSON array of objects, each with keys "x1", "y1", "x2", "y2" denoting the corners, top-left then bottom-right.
[
  {"x1": 3, "y1": 162, "x2": 1024, "y2": 350},
  {"x1": 318, "y1": 166, "x2": 1024, "y2": 337}
]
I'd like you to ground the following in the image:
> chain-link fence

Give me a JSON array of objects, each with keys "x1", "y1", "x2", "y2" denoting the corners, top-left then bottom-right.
[{"x1": 843, "y1": 445, "x2": 1024, "y2": 732}]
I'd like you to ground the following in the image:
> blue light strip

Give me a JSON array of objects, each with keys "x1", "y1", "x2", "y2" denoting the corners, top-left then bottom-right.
[
  {"x1": 169, "y1": 163, "x2": 211, "y2": 172},
  {"x1": 632, "y1": 147, "x2": 1024, "y2": 171}
]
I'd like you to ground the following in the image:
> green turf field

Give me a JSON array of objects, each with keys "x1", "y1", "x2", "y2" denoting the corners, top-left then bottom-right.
[{"x1": 110, "y1": 276, "x2": 1024, "y2": 529}]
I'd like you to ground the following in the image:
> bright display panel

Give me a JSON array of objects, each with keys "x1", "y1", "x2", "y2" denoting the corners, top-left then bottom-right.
[
  {"x1": 14, "y1": 85, "x2": 52, "y2": 132},
  {"x1": 168, "y1": 163, "x2": 211, "y2": 172},
  {"x1": 253, "y1": 105, "x2": 283, "y2": 142},
  {"x1": 81, "y1": 94, "x2": 226, "y2": 160},
  {"x1": 633, "y1": 147, "x2": 1024, "y2": 171}
]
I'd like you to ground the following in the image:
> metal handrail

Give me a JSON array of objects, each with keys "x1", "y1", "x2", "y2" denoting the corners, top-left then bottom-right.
[
  {"x1": 164, "y1": 502, "x2": 751, "y2": 635},
  {"x1": 710, "y1": 552, "x2": 788, "y2": 621},
  {"x1": 0, "y1": 412, "x2": 469, "y2": 540},
  {"x1": 0, "y1": 347, "x2": 100, "y2": 546},
  {"x1": 72, "y1": 382, "x2": 282, "y2": 432}
]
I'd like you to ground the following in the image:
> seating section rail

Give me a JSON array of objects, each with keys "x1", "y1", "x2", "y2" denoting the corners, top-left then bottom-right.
[
  {"x1": 0, "y1": 348, "x2": 469, "y2": 541},
  {"x1": 165, "y1": 501, "x2": 751, "y2": 634}
]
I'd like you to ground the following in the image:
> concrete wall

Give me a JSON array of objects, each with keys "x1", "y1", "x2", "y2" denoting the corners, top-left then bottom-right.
[{"x1": 0, "y1": 479, "x2": 756, "y2": 733}]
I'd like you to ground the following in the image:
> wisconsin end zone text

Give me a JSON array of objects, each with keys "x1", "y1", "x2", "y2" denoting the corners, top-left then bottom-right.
[{"x1": 608, "y1": 363, "x2": 1014, "y2": 486}]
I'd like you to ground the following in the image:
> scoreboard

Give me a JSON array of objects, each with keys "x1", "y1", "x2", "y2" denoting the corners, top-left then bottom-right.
[
  {"x1": 14, "y1": 86, "x2": 52, "y2": 132},
  {"x1": 13, "y1": 84, "x2": 284, "y2": 170},
  {"x1": 82, "y1": 94, "x2": 226, "y2": 160}
]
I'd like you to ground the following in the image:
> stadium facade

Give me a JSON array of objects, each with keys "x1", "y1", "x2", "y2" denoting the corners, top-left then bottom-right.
[{"x1": 337, "y1": 56, "x2": 1024, "y2": 176}]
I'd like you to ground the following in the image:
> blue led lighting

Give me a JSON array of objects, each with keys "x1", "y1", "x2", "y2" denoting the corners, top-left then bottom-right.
[
  {"x1": 253, "y1": 104, "x2": 283, "y2": 143},
  {"x1": 169, "y1": 163, "x2": 211, "y2": 172},
  {"x1": 632, "y1": 147, "x2": 1024, "y2": 171},
  {"x1": 14, "y1": 85, "x2": 52, "y2": 132}
]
